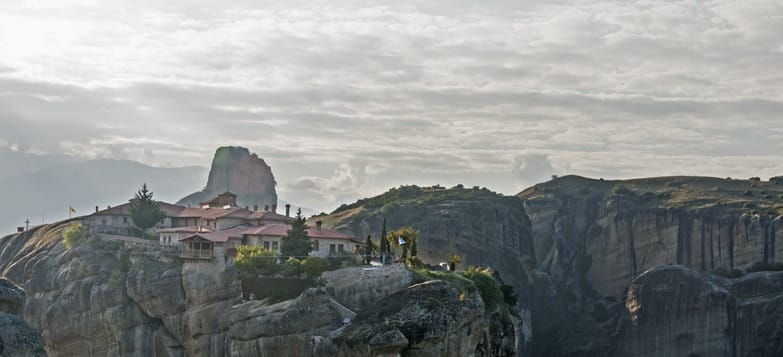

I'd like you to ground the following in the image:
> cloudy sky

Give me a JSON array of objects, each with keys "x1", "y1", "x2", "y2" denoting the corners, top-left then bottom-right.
[{"x1": 1, "y1": 0, "x2": 782, "y2": 212}]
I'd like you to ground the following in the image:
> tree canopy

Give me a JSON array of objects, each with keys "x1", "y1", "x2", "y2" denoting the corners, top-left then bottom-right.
[
  {"x1": 386, "y1": 226, "x2": 419, "y2": 260},
  {"x1": 129, "y1": 183, "x2": 164, "y2": 233},
  {"x1": 280, "y1": 208, "x2": 312, "y2": 258}
]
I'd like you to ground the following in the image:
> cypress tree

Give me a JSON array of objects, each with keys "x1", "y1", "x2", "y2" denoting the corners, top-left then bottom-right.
[
  {"x1": 364, "y1": 234, "x2": 372, "y2": 265},
  {"x1": 410, "y1": 236, "x2": 417, "y2": 257},
  {"x1": 380, "y1": 218, "x2": 387, "y2": 265}
]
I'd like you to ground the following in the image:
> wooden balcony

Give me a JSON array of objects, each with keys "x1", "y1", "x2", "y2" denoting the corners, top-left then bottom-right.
[{"x1": 180, "y1": 247, "x2": 213, "y2": 260}]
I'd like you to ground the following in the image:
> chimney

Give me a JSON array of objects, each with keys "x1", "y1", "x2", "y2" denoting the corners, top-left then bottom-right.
[
  {"x1": 264, "y1": 205, "x2": 269, "y2": 212},
  {"x1": 253, "y1": 205, "x2": 258, "y2": 211},
  {"x1": 272, "y1": 205, "x2": 277, "y2": 213},
  {"x1": 107, "y1": 205, "x2": 111, "y2": 209},
  {"x1": 316, "y1": 221, "x2": 322, "y2": 230},
  {"x1": 285, "y1": 204, "x2": 290, "y2": 217},
  {"x1": 95, "y1": 206, "x2": 99, "y2": 213}
]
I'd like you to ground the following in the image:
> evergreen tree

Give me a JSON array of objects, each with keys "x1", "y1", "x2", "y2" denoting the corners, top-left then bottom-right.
[
  {"x1": 380, "y1": 218, "x2": 387, "y2": 264},
  {"x1": 129, "y1": 183, "x2": 164, "y2": 235},
  {"x1": 410, "y1": 236, "x2": 417, "y2": 257},
  {"x1": 364, "y1": 234, "x2": 372, "y2": 265},
  {"x1": 280, "y1": 208, "x2": 312, "y2": 258}
]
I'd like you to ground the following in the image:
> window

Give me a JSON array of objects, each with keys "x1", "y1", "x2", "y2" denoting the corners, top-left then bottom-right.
[
  {"x1": 338, "y1": 244, "x2": 344, "y2": 253},
  {"x1": 123, "y1": 217, "x2": 128, "y2": 224},
  {"x1": 101, "y1": 219, "x2": 107, "y2": 225},
  {"x1": 313, "y1": 240, "x2": 319, "y2": 251},
  {"x1": 213, "y1": 222, "x2": 217, "y2": 228},
  {"x1": 272, "y1": 241, "x2": 278, "y2": 251},
  {"x1": 329, "y1": 244, "x2": 336, "y2": 253},
  {"x1": 264, "y1": 241, "x2": 270, "y2": 250}
]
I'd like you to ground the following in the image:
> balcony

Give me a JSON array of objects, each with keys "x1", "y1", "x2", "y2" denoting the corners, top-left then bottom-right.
[{"x1": 180, "y1": 247, "x2": 214, "y2": 260}]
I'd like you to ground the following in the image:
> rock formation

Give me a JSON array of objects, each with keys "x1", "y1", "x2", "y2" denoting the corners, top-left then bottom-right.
[
  {"x1": 0, "y1": 277, "x2": 46, "y2": 356},
  {"x1": 5, "y1": 174, "x2": 783, "y2": 356},
  {"x1": 177, "y1": 146, "x2": 277, "y2": 209},
  {"x1": 0, "y1": 220, "x2": 513, "y2": 356},
  {"x1": 619, "y1": 265, "x2": 783, "y2": 356}
]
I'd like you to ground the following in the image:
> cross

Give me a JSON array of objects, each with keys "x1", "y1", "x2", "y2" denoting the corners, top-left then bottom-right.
[{"x1": 24, "y1": 219, "x2": 30, "y2": 231}]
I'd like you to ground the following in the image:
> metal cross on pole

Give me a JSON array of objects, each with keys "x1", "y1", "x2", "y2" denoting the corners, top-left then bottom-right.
[{"x1": 24, "y1": 219, "x2": 30, "y2": 231}]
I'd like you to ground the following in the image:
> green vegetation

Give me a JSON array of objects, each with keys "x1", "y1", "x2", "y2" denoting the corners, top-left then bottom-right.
[
  {"x1": 380, "y1": 218, "x2": 389, "y2": 263},
  {"x1": 461, "y1": 267, "x2": 504, "y2": 312},
  {"x1": 282, "y1": 257, "x2": 302, "y2": 277},
  {"x1": 63, "y1": 222, "x2": 85, "y2": 249},
  {"x1": 411, "y1": 266, "x2": 513, "y2": 313},
  {"x1": 129, "y1": 183, "x2": 164, "y2": 234},
  {"x1": 235, "y1": 246, "x2": 279, "y2": 275},
  {"x1": 406, "y1": 256, "x2": 424, "y2": 269},
  {"x1": 449, "y1": 254, "x2": 462, "y2": 271},
  {"x1": 364, "y1": 235, "x2": 373, "y2": 264},
  {"x1": 411, "y1": 269, "x2": 477, "y2": 293},
  {"x1": 300, "y1": 256, "x2": 330, "y2": 278},
  {"x1": 280, "y1": 209, "x2": 312, "y2": 259},
  {"x1": 387, "y1": 226, "x2": 418, "y2": 259}
]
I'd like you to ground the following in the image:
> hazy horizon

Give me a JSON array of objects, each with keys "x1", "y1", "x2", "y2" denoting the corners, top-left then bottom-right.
[{"x1": 2, "y1": 0, "x2": 782, "y2": 218}]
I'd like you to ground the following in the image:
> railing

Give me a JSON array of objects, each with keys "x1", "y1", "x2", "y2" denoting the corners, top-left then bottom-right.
[{"x1": 94, "y1": 233, "x2": 180, "y2": 256}]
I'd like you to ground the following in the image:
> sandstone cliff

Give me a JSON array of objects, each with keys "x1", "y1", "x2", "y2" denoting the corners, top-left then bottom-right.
[{"x1": 177, "y1": 146, "x2": 277, "y2": 209}]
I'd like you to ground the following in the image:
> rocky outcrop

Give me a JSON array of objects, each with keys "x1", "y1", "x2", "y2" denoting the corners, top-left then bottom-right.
[
  {"x1": 177, "y1": 146, "x2": 277, "y2": 209},
  {"x1": 0, "y1": 220, "x2": 515, "y2": 356},
  {"x1": 321, "y1": 263, "x2": 413, "y2": 311},
  {"x1": 619, "y1": 265, "x2": 783, "y2": 357},
  {"x1": 0, "y1": 277, "x2": 46, "y2": 357},
  {"x1": 322, "y1": 280, "x2": 517, "y2": 357}
]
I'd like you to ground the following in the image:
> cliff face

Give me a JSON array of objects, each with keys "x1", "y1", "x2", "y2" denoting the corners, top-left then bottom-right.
[
  {"x1": 0, "y1": 277, "x2": 46, "y2": 356},
  {"x1": 0, "y1": 222, "x2": 513, "y2": 356},
  {"x1": 619, "y1": 265, "x2": 783, "y2": 357},
  {"x1": 177, "y1": 146, "x2": 277, "y2": 209}
]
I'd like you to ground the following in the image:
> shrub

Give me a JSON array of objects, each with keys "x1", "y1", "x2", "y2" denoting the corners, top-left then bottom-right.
[
  {"x1": 282, "y1": 257, "x2": 302, "y2": 277},
  {"x1": 612, "y1": 185, "x2": 632, "y2": 195},
  {"x1": 743, "y1": 190, "x2": 753, "y2": 196},
  {"x1": 63, "y1": 223, "x2": 84, "y2": 249},
  {"x1": 300, "y1": 257, "x2": 330, "y2": 278},
  {"x1": 460, "y1": 267, "x2": 504, "y2": 312},
  {"x1": 406, "y1": 256, "x2": 424, "y2": 269},
  {"x1": 500, "y1": 284, "x2": 518, "y2": 307},
  {"x1": 749, "y1": 177, "x2": 761, "y2": 182},
  {"x1": 235, "y1": 246, "x2": 279, "y2": 276},
  {"x1": 411, "y1": 269, "x2": 476, "y2": 293}
]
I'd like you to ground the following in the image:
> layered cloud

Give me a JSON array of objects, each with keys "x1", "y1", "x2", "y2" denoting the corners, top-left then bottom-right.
[{"x1": 0, "y1": 0, "x2": 782, "y2": 212}]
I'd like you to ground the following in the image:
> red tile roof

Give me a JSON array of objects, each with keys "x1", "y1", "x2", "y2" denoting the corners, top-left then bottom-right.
[
  {"x1": 186, "y1": 226, "x2": 247, "y2": 243},
  {"x1": 157, "y1": 226, "x2": 213, "y2": 234},
  {"x1": 241, "y1": 223, "x2": 357, "y2": 241},
  {"x1": 174, "y1": 207, "x2": 254, "y2": 220}
]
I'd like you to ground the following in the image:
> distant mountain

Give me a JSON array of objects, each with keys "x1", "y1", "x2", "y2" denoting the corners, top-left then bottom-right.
[{"x1": 0, "y1": 158, "x2": 208, "y2": 234}]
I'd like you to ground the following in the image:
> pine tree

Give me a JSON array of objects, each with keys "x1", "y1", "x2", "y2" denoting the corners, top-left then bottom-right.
[
  {"x1": 364, "y1": 234, "x2": 372, "y2": 265},
  {"x1": 128, "y1": 183, "x2": 164, "y2": 235},
  {"x1": 280, "y1": 208, "x2": 312, "y2": 258},
  {"x1": 380, "y1": 218, "x2": 387, "y2": 264}
]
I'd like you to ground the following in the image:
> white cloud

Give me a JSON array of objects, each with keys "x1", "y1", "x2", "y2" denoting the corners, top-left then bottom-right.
[{"x1": 0, "y1": 0, "x2": 781, "y2": 211}]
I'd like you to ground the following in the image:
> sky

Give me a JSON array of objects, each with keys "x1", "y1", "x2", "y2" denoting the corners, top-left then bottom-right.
[{"x1": 1, "y1": 0, "x2": 782, "y2": 213}]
